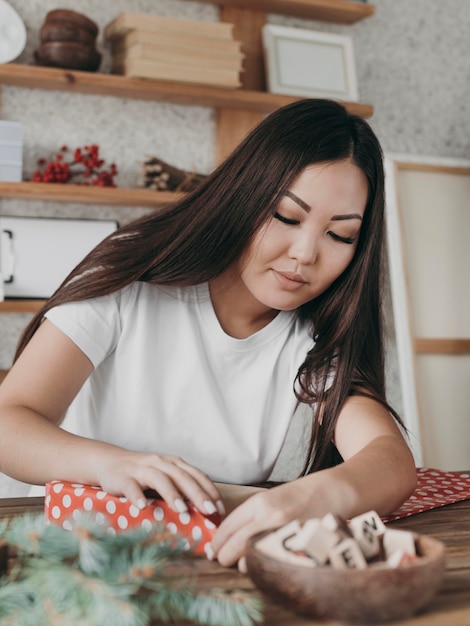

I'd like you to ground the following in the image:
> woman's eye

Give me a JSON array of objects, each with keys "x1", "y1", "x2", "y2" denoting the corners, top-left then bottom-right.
[
  {"x1": 274, "y1": 212, "x2": 300, "y2": 225},
  {"x1": 328, "y1": 231, "x2": 356, "y2": 245}
]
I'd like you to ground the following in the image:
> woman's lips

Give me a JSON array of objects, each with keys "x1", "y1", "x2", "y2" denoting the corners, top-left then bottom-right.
[{"x1": 272, "y1": 269, "x2": 307, "y2": 291}]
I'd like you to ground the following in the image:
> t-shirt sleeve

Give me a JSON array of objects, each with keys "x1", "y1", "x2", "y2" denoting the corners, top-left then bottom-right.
[{"x1": 45, "y1": 293, "x2": 122, "y2": 368}]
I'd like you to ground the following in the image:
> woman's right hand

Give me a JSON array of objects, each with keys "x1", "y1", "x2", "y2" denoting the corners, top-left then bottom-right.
[{"x1": 95, "y1": 450, "x2": 225, "y2": 516}]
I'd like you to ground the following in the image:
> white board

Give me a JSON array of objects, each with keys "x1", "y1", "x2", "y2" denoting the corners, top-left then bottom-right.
[
  {"x1": 385, "y1": 156, "x2": 470, "y2": 470},
  {"x1": 1, "y1": 216, "x2": 117, "y2": 298}
]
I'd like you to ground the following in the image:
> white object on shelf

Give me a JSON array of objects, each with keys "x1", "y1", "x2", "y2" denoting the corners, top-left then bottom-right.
[
  {"x1": 0, "y1": 120, "x2": 23, "y2": 181},
  {"x1": 0, "y1": 216, "x2": 118, "y2": 298},
  {"x1": 262, "y1": 24, "x2": 359, "y2": 102},
  {"x1": 0, "y1": 162, "x2": 21, "y2": 181},
  {"x1": 0, "y1": 259, "x2": 4, "y2": 302},
  {"x1": 0, "y1": 0, "x2": 27, "y2": 63}
]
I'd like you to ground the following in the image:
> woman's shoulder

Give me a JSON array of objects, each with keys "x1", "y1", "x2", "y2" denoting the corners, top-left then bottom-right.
[{"x1": 46, "y1": 282, "x2": 208, "y2": 319}]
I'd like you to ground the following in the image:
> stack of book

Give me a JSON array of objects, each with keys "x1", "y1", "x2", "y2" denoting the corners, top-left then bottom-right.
[{"x1": 104, "y1": 13, "x2": 244, "y2": 88}]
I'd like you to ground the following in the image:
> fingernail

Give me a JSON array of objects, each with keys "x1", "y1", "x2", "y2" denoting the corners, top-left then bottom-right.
[
  {"x1": 174, "y1": 498, "x2": 188, "y2": 513},
  {"x1": 216, "y1": 499, "x2": 226, "y2": 515},
  {"x1": 203, "y1": 500, "x2": 217, "y2": 515},
  {"x1": 238, "y1": 557, "x2": 247, "y2": 574},
  {"x1": 137, "y1": 498, "x2": 147, "y2": 510},
  {"x1": 205, "y1": 543, "x2": 215, "y2": 561}
]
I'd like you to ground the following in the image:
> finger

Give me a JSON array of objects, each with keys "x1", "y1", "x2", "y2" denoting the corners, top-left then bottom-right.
[
  {"x1": 210, "y1": 499, "x2": 256, "y2": 553},
  {"x1": 140, "y1": 459, "x2": 222, "y2": 516},
  {"x1": 160, "y1": 458, "x2": 225, "y2": 516},
  {"x1": 118, "y1": 477, "x2": 151, "y2": 511},
  {"x1": 134, "y1": 466, "x2": 189, "y2": 513},
  {"x1": 238, "y1": 556, "x2": 247, "y2": 574},
  {"x1": 171, "y1": 457, "x2": 222, "y2": 500},
  {"x1": 215, "y1": 521, "x2": 260, "y2": 567}
]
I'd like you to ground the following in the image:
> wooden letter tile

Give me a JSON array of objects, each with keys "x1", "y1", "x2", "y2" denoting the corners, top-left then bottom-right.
[
  {"x1": 285, "y1": 518, "x2": 339, "y2": 565},
  {"x1": 329, "y1": 537, "x2": 367, "y2": 570},
  {"x1": 383, "y1": 528, "x2": 416, "y2": 559},
  {"x1": 349, "y1": 510, "x2": 386, "y2": 559}
]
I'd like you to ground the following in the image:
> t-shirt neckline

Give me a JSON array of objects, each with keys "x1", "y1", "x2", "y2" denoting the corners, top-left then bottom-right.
[{"x1": 195, "y1": 283, "x2": 296, "y2": 352}]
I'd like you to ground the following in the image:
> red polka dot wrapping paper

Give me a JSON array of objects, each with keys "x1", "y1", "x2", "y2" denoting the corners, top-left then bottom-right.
[
  {"x1": 382, "y1": 467, "x2": 470, "y2": 522},
  {"x1": 44, "y1": 481, "x2": 221, "y2": 557}
]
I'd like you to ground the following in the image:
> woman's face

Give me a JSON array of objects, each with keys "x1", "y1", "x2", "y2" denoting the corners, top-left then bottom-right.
[{"x1": 238, "y1": 159, "x2": 368, "y2": 315}]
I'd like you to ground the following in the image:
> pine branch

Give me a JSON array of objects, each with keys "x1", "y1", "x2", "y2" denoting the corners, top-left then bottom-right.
[
  {"x1": 185, "y1": 590, "x2": 264, "y2": 626},
  {"x1": 0, "y1": 513, "x2": 264, "y2": 626},
  {"x1": 2, "y1": 513, "x2": 78, "y2": 560}
]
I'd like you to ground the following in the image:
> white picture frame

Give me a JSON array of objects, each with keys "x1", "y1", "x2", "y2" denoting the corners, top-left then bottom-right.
[{"x1": 262, "y1": 24, "x2": 359, "y2": 101}]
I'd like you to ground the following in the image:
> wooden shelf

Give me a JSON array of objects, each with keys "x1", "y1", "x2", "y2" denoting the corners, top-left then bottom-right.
[
  {"x1": 0, "y1": 64, "x2": 374, "y2": 119},
  {"x1": 0, "y1": 181, "x2": 181, "y2": 207},
  {"x1": 415, "y1": 338, "x2": 470, "y2": 355},
  {"x1": 188, "y1": 0, "x2": 375, "y2": 23},
  {"x1": 0, "y1": 2, "x2": 375, "y2": 317},
  {"x1": 0, "y1": 300, "x2": 44, "y2": 313}
]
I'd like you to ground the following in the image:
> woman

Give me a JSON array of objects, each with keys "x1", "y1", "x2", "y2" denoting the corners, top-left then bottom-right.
[{"x1": 0, "y1": 99, "x2": 416, "y2": 568}]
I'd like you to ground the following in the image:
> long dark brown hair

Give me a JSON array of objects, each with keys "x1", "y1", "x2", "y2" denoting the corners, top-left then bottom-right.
[{"x1": 15, "y1": 99, "x2": 404, "y2": 474}]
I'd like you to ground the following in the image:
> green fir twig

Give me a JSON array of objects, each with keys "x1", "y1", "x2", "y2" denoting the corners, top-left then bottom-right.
[{"x1": 0, "y1": 513, "x2": 263, "y2": 626}]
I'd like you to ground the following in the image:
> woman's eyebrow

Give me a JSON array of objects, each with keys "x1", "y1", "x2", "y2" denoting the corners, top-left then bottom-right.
[
  {"x1": 285, "y1": 190, "x2": 311, "y2": 212},
  {"x1": 285, "y1": 190, "x2": 363, "y2": 221},
  {"x1": 331, "y1": 214, "x2": 363, "y2": 221}
]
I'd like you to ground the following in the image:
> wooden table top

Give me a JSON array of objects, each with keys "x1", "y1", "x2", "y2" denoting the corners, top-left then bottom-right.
[{"x1": 0, "y1": 496, "x2": 469, "y2": 625}]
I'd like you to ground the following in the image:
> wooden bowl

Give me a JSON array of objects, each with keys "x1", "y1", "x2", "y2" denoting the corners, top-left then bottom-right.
[
  {"x1": 43, "y1": 9, "x2": 99, "y2": 38},
  {"x1": 40, "y1": 20, "x2": 98, "y2": 47},
  {"x1": 34, "y1": 41, "x2": 101, "y2": 72},
  {"x1": 246, "y1": 530, "x2": 446, "y2": 623}
]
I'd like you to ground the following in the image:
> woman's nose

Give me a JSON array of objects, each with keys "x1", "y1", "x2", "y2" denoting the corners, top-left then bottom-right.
[{"x1": 288, "y1": 232, "x2": 318, "y2": 265}]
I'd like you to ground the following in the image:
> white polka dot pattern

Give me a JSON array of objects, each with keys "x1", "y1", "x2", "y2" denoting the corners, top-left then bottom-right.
[
  {"x1": 44, "y1": 481, "x2": 221, "y2": 557},
  {"x1": 382, "y1": 467, "x2": 470, "y2": 522}
]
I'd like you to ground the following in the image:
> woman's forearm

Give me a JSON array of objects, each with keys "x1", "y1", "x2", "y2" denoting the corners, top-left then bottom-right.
[
  {"x1": 299, "y1": 434, "x2": 417, "y2": 520},
  {"x1": 0, "y1": 405, "x2": 121, "y2": 486}
]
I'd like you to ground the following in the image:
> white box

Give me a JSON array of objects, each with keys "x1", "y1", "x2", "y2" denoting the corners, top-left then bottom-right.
[
  {"x1": 0, "y1": 121, "x2": 23, "y2": 143},
  {"x1": 0, "y1": 162, "x2": 22, "y2": 182},
  {"x1": 0, "y1": 121, "x2": 23, "y2": 181},
  {"x1": 0, "y1": 143, "x2": 22, "y2": 162}
]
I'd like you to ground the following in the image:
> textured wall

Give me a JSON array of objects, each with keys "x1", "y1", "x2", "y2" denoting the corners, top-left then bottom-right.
[
  {"x1": 274, "y1": 0, "x2": 470, "y2": 158},
  {"x1": 0, "y1": 0, "x2": 469, "y2": 491}
]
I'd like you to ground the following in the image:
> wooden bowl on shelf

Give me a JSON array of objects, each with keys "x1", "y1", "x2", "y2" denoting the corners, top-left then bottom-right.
[
  {"x1": 35, "y1": 41, "x2": 101, "y2": 72},
  {"x1": 35, "y1": 9, "x2": 101, "y2": 72},
  {"x1": 246, "y1": 531, "x2": 446, "y2": 623}
]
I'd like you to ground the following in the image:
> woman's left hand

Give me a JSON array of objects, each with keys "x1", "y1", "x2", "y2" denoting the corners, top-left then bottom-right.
[{"x1": 210, "y1": 478, "x2": 321, "y2": 568}]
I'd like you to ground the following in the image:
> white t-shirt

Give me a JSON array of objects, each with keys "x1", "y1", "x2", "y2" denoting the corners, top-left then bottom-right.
[{"x1": 45, "y1": 282, "x2": 314, "y2": 484}]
